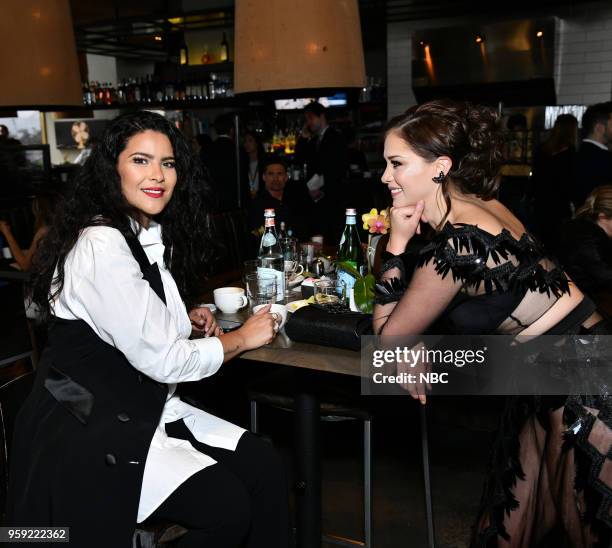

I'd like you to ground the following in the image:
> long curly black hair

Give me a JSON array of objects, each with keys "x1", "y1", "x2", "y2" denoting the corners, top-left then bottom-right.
[{"x1": 32, "y1": 110, "x2": 216, "y2": 318}]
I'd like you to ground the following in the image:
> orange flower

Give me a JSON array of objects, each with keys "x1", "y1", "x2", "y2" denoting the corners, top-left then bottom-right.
[{"x1": 361, "y1": 208, "x2": 390, "y2": 234}]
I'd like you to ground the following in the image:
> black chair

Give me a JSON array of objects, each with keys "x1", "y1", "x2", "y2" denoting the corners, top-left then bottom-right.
[
  {"x1": 248, "y1": 369, "x2": 373, "y2": 548},
  {"x1": 0, "y1": 372, "x2": 35, "y2": 516}
]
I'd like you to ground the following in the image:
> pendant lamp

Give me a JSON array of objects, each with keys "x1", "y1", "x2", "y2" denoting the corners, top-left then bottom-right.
[
  {"x1": 234, "y1": 0, "x2": 366, "y2": 94},
  {"x1": 0, "y1": 0, "x2": 82, "y2": 109}
]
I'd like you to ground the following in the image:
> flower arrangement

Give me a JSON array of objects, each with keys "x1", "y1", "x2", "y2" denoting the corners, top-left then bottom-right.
[
  {"x1": 362, "y1": 208, "x2": 390, "y2": 235},
  {"x1": 336, "y1": 208, "x2": 390, "y2": 313}
]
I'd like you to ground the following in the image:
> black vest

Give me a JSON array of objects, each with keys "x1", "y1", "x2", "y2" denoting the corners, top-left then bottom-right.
[{"x1": 8, "y1": 234, "x2": 170, "y2": 547}]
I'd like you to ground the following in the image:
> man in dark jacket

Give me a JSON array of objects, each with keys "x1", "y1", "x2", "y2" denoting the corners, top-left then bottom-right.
[
  {"x1": 248, "y1": 155, "x2": 313, "y2": 242},
  {"x1": 295, "y1": 101, "x2": 348, "y2": 242},
  {"x1": 573, "y1": 103, "x2": 612, "y2": 207},
  {"x1": 206, "y1": 114, "x2": 249, "y2": 212}
]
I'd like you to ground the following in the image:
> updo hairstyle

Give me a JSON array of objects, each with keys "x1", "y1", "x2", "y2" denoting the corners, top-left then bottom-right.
[{"x1": 386, "y1": 100, "x2": 505, "y2": 226}]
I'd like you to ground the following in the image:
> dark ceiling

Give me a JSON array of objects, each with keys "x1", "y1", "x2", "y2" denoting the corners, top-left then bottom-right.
[{"x1": 69, "y1": 0, "x2": 604, "y2": 60}]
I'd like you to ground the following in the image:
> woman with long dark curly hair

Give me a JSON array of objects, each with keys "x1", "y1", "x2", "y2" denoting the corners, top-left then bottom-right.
[
  {"x1": 7, "y1": 111, "x2": 289, "y2": 547},
  {"x1": 373, "y1": 100, "x2": 611, "y2": 546}
]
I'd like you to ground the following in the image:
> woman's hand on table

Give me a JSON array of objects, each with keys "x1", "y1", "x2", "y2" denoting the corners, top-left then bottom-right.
[
  {"x1": 189, "y1": 307, "x2": 221, "y2": 337},
  {"x1": 236, "y1": 304, "x2": 278, "y2": 349},
  {"x1": 387, "y1": 200, "x2": 425, "y2": 254}
]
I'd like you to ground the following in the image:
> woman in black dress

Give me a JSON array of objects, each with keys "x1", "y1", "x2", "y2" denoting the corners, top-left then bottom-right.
[{"x1": 373, "y1": 100, "x2": 611, "y2": 546}]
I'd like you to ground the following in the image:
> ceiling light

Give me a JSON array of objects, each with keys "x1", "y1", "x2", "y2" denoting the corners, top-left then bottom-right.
[{"x1": 536, "y1": 30, "x2": 544, "y2": 38}]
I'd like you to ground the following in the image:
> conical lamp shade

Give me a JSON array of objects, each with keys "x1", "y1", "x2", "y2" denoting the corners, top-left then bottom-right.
[
  {"x1": 234, "y1": 0, "x2": 366, "y2": 94},
  {"x1": 0, "y1": 0, "x2": 82, "y2": 108}
]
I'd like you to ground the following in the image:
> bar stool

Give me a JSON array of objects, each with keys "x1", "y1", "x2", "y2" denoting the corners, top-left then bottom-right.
[{"x1": 248, "y1": 369, "x2": 372, "y2": 548}]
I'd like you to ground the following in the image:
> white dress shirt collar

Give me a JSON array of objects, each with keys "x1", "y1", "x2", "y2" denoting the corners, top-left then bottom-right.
[
  {"x1": 128, "y1": 217, "x2": 163, "y2": 248},
  {"x1": 583, "y1": 139, "x2": 609, "y2": 151}
]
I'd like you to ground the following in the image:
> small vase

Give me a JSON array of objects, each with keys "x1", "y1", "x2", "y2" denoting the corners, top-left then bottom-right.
[
  {"x1": 368, "y1": 234, "x2": 381, "y2": 272},
  {"x1": 348, "y1": 288, "x2": 359, "y2": 312}
]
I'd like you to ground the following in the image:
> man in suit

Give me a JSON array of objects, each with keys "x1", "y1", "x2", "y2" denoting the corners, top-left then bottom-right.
[
  {"x1": 206, "y1": 114, "x2": 249, "y2": 212},
  {"x1": 295, "y1": 101, "x2": 348, "y2": 242},
  {"x1": 573, "y1": 102, "x2": 612, "y2": 208}
]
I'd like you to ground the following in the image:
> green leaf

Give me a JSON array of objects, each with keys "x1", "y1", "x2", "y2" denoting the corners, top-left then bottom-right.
[
  {"x1": 335, "y1": 261, "x2": 362, "y2": 279},
  {"x1": 353, "y1": 274, "x2": 375, "y2": 314}
]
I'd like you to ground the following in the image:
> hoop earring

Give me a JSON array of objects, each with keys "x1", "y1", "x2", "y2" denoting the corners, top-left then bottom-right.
[{"x1": 432, "y1": 171, "x2": 446, "y2": 184}]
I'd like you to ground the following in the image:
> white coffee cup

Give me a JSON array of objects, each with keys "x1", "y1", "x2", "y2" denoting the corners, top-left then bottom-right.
[
  {"x1": 253, "y1": 303, "x2": 288, "y2": 329},
  {"x1": 213, "y1": 287, "x2": 248, "y2": 314}
]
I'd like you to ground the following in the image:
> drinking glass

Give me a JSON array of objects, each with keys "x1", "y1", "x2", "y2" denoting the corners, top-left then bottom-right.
[
  {"x1": 299, "y1": 242, "x2": 315, "y2": 271},
  {"x1": 313, "y1": 280, "x2": 346, "y2": 306},
  {"x1": 242, "y1": 259, "x2": 259, "y2": 284},
  {"x1": 280, "y1": 237, "x2": 300, "y2": 295},
  {"x1": 245, "y1": 272, "x2": 277, "y2": 312}
]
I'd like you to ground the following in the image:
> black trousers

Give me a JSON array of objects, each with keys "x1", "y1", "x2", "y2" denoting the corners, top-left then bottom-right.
[{"x1": 147, "y1": 420, "x2": 290, "y2": 548}]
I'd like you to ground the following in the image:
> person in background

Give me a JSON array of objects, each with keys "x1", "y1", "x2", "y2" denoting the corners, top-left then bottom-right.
[
  {"x1": 557, "y1": 186, "x2": 612, "y2": 311},
  {"x1": 373, "y1": 100, "x2": 610, "y2": 546},
  {"x1": 573, "y1": 102, "x2": 612, "y2": 207},
  {"x1": 531, "y1": 113, "x2": 577, "y2": 247},
  {"x1": 8, "y1": 111, "x2": 289, "y2": 547},
  {"x1": 242, "y1": 129, "x2": 265, "y2": 200},
  {"x1": 0, "y1": 124, "x2": 26, "y2": 180},
  {"x1": 0, "y1": 193, "x2": 57, "y2": 271},
  {"x1": 295, "y1": 101, "x2": 348, "y2": 241},
  {"x1": 207, "y1": 113, "x2": 248, "y2": 211},
  {"x1": 248, "y1": 154, "x2": 312, "y2": 242}
]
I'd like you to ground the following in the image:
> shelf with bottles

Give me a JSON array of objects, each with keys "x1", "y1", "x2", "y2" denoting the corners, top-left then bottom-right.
[
  {"x1": 82, "y1": 70, "x2": 234, "y2": 108},
  {"x1": 71, "y1": 98, "x2": 242, "y2": 112}
]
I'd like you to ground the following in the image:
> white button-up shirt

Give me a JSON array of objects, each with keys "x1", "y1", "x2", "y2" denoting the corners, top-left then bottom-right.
[{"x1": 51, "y1": 221, "x2": 245, "y2": 522}]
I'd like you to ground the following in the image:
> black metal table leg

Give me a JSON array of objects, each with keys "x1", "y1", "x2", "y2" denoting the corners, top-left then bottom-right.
[
  {"x1": 420, "y1": 404, "x2": 435, "y2": 548},
  {"x1": 295, "y1": 389, "x2": 321, "y2": 548}
]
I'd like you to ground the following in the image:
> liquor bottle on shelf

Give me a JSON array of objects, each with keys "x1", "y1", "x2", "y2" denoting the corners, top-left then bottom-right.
[
  {"x1": 153, "y1": 75, "x2": 164, "y2": 102},
  {"x1": 220, "y1": 32, "x2": 229, "y2": 62},
  {"x1": 337, "y1": 208, "x2": 363, "y2": 292},
  {"x1": 103, "y1": 82, "x2": 113, "y2": 105},
  {"x1": 208, "y1": 73, "x2": 217, "y2": 99},
  {"x1": 258, "y1": 208, "x2": 285, "y2": 302},
  {"x1": 82, "y1": 82, "x2": 93, "y2": 105},
  {"x1": 95, "y1": 82, "x2": 104, "y2": 105},
  {"x1": 133, "y1": 78, "x2": 142, "y2": 102}
]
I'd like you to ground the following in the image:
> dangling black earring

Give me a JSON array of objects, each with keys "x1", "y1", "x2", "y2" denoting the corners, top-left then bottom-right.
[{"x1": 432, "y1": 171, "x2": 446, "y2": 184}]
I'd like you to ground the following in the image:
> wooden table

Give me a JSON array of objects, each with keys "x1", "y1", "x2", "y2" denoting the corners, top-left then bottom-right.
[
  {"x1": 217, "y1": 301, "x2": 362, "y2": 548},
  {"x1": 216, "y1": 297, "x2": 435, "y2": 548}
]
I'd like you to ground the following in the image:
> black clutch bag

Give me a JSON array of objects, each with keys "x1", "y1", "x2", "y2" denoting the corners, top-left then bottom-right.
[{"x1": 285, "y1": 304, "x2": 373, "y2": 351}]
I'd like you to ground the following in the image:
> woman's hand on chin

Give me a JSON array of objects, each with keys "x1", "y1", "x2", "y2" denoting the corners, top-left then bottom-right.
[{"x1": 387, "y1": 200, "x2": 425, "y2": 254}]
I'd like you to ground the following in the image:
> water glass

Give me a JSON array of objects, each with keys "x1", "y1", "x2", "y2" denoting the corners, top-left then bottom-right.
[
  {"x1": 242, "y1": 259, "x2": 259, "y2": 283},
  {"x1": 313, "y1": 280, "x2": 346, "y2": 306},
  {"x1": 299, "y1": 243, "x2": 315, "y2": 270},
  {"x1": 245, "y1": 272, "x2": 277, "y2": 312}
]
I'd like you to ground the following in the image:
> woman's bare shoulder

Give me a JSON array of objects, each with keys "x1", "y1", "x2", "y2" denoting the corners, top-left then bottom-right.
[{"x1": 452, "y1": 200, "x2": 525, "y2": 240}]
